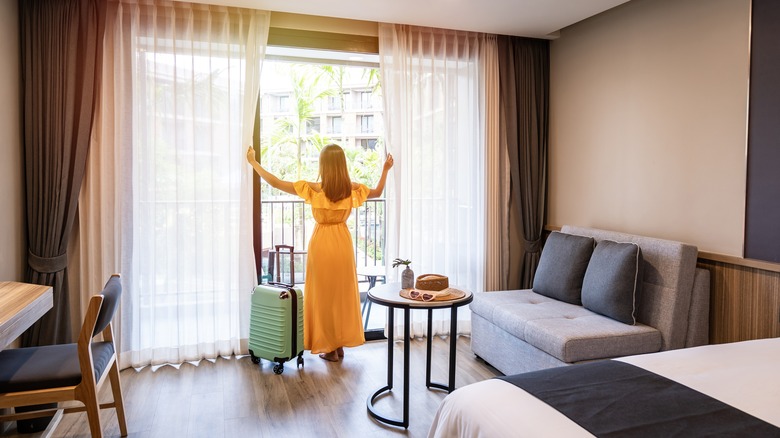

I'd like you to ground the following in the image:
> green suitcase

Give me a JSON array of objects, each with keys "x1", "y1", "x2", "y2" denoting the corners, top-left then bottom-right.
[{"x1": 248, "y1": 246, "x2": 304, "y2": 374}]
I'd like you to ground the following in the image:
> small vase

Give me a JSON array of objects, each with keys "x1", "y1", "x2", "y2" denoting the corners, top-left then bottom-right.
[{"x1": 401, "y1": 266, "x2": 414, "y2": 289}]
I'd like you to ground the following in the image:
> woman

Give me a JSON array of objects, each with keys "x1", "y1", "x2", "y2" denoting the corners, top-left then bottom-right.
[{"x1": 247, "y1": 144, "x2": 393, "y2": 362}]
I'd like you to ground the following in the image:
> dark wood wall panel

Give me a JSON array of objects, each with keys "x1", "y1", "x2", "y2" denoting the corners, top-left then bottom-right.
[
  {"x1": 698, "y1": 259, "x2": 780, "y2": 344},
  {"x1": 745, "y1": 0, "x2": 780, "y2": 263}
]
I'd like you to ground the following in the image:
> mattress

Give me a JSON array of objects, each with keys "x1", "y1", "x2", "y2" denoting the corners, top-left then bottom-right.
[{"x1": 428, "y1": 338, "x2": 780, "y2": 437}]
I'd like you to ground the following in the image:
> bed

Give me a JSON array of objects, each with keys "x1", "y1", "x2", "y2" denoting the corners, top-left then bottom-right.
[{"x1": 428, "y1": 338, "x2": 780, "y2": 437}]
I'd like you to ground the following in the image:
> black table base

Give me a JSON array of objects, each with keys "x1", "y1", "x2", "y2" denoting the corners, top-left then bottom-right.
[{"x1": 366, "y1": 305, "x2": 461, "y2": 429}]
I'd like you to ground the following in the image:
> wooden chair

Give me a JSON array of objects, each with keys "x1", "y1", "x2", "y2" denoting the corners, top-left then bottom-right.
[{"x1": 0, "y1": 274, "x2": 128, "y2": 437}]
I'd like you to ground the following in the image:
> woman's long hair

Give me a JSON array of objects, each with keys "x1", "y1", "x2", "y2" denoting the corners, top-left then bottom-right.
[{"x1": 319, "y1": 144, "x2": 352, "y2": 202}]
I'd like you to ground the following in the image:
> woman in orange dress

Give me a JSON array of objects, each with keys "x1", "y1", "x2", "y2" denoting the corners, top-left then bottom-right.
[{"x1": 247, "y1": 144, "x2": 393, "y2": 362}]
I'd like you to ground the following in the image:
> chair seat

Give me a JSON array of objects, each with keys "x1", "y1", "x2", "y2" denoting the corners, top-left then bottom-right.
[{"x1": 0, "y1": 342, "x2": 114, "y2": 393}]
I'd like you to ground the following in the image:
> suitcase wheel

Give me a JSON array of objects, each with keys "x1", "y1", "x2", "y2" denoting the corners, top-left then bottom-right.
[
  {"x1": 273, "y1": 363, "x2": 284, "y2": 375},
  {"x1": 248, "y1": 350, "x2": 261, "y2": 365},
  {"x1": 297, "y1": 354, "x2": 304, "y2": 368}
]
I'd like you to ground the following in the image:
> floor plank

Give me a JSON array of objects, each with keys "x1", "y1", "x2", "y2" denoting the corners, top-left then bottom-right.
[{"x1": 0, "y1": 336, "x2": 499, "y2": 438}]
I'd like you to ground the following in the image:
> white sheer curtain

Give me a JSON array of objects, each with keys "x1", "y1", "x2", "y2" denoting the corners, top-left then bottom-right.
[
  {"x1": 78, "y1": 0, "x2": 268, "y2": 368},
  {"x1": 379, "y1": 24, "x2": 497, "y2": 338}
]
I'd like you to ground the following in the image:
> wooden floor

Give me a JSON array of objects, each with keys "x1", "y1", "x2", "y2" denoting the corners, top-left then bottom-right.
[{"x1": 1, "y1": 336, "x2": 500, "y2": 438}]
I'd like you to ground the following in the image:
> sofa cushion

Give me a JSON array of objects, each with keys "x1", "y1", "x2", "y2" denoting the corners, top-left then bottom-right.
[
  {"x1": 525, "y1": 314, "x2": 661, "y2": 362},
  {"x1": 470, "y1": 290, "x2": 662, "y2": 363},
  {"x1": 581, "y1": 240, "x2": 644, "y2": 325},
  {"x1": 532, "y1": 232, "x2": 595, "y2": 305},
  {"x1": 561, "y1": 225, "x2": 699, "y2": 351}
]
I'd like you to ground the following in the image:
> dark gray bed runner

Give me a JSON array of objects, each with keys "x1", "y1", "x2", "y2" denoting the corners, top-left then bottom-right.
[{"x1": 498, "y1": 360, "x2": 780, "y2": 437}]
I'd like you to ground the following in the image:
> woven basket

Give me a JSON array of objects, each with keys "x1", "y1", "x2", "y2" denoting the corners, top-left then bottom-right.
[{"x1": 415, "y1": 274, "x2": 449, "y2": 291}]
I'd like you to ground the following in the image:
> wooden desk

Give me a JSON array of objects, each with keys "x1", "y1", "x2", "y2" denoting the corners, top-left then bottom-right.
[{"x1": 0, "y1": 282, "x2": 53, "y2": 348}]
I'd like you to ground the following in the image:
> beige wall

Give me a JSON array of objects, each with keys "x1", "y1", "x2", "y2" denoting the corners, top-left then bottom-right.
[
  {"x1": 549, "y1": 0, "x2": 750, "y2": 256},
  {"x1": 0, "y1": 0, "x2": 25, "y2": 281}
]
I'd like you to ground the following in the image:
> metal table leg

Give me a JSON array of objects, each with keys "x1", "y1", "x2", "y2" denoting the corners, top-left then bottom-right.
[
  {"x1": 426, "y1": 308, "x2": 433, "y2": 388},
  {"x1": 448, "y1": 305, "x2": 458, "y2": 391},
  {"x1": 425, "y1": 306, "x2": 459, "y2": 393},
  {"x1": 367, "y1": 306, "x2": 410, "y2": 428}
]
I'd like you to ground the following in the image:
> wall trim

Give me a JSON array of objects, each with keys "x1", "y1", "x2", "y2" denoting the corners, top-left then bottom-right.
[{"x1": 268, "y1": 27, "x2": 378, "y2": 54}]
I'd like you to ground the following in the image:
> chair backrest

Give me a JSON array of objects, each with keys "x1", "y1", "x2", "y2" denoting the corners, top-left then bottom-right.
[{"x1": 92, "y1": 274, "x2": 121, "y2": 337}]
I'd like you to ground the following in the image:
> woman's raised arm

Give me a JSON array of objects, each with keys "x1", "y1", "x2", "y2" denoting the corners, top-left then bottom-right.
[
  {"x1": 368, "y1": 153, "x2": 394, "y2": 199},
  {"x1": 246, "y1": 147, "x2": 297, "y2": 196}
]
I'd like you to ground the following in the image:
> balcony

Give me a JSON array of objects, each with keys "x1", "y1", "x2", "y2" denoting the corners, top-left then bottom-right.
[{"x1": 260, "y1": 197, "x2": 386, "y2": 283}]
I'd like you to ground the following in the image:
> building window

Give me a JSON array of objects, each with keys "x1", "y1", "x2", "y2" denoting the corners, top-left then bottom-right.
[
  {"x1": 328, "y1": 93, "x2": 348, "y2": 111},
  {"x1": 307, "y1": 117, "x2": 321, "y2": 134},
  {"x1": 358, "y1": 138, "x2": 378, "y2": 150},
  {"x1": 277, "y1": 95, "x2": 290, "y2": 112},
  {"x1": 329, "y1": 116, "x2": 342, "y2": 134},
  {"x1": 359, "y1": 115, "x2": 374, "y2": 134},
  {"x1": 360, "y1": 91, "x2": 372, "y2": 109}
]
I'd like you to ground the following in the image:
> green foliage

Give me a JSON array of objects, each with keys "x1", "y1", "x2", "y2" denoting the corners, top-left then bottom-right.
[
  {"x1": 257, "y1": 61, "x2": 387, "y2": 267},
  {"x1": 267, "y1": 65, "x2": 334, "y2": 181},
  {"x1": 363, "y1": 68, "x2": 382, "y2": 95},
  {"x1": 367, "y1": 240, "x2": 384, "y2": 262},
  {"x1": 344, "y1": 148, "x2": 381, "y2": 186},
  {"x1": 261, "y1": 61, "x2": 384, "y2": 194},
  {"x1": 392, "y1": 258, "x2": 411, "y2": 268}
]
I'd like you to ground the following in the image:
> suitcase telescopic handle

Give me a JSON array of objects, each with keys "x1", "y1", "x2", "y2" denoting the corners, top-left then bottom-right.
[{"x1": 274, "y1": 245, "x2": 295, "y2": 285}]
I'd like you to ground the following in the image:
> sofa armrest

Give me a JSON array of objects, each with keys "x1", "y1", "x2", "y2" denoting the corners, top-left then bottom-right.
[{"x1": 685, "y1": 267, "x2": 711, "y2": 347}]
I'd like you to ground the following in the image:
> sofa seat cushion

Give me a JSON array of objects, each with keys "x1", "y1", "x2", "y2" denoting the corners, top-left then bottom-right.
[{"x1": 471, "y1": 290, "x2": 663, "y2": 363}]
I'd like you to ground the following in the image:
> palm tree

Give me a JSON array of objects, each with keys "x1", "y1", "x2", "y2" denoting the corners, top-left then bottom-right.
[
  {"x1": 271, "y1": 65, "x2": 333, "y2": 179},
  {"x1": 364, "y1": 67, "x2": 381, "y2": 95},
  {"x1": 320, "y1": 65, "x2": 349, "y2": 145}
]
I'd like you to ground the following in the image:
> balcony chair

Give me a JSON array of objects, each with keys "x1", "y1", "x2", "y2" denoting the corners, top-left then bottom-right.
[
  {"x1": 357, "y1": 266, "x2": 386, "y2": 330},
  {"x1": 0, "y1": 274, "x2": 128, "y2": 437}
]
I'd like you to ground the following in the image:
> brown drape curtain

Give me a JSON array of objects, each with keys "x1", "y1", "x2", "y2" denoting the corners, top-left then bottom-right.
[
  {"x1": 498, "y1": 36, "x2": 550, "y2": 289},
  {"x1": 19, "y1": 0, "x2": 106, "y2": 346}
]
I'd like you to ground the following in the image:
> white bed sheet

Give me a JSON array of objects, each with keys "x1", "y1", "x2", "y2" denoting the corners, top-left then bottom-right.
[{"x1": 428, "y1": 338, "x2": 780, "y2": 438}]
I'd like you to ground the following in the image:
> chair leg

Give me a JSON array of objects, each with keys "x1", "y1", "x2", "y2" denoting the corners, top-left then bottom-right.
[
  {"x1": 364, "y1": 301, "x2": 372, "y2": 330},
  {"x1": 82, "y1": 389, "x2": 103, "y2": 438},
  {"x1": 108, "y1": 361, "x2": 128, "y2": 437}
]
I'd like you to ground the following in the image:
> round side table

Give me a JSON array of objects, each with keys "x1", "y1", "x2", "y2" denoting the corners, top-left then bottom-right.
[{"x1": 366, "y1": 282, "x2": 473, "y2": 429}]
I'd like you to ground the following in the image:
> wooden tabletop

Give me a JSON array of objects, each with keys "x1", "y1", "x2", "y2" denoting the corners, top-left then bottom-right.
[{"x1": 0, "y1": 282, "x2": 53, "y2": 348}]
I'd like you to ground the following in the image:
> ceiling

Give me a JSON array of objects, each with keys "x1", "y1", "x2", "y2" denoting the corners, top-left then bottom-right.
[{"x1": 200, "y1": 0, "x2": 632, "y2": 39}]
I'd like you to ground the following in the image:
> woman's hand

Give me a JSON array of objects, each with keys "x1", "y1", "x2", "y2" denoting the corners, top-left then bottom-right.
[
  {"x1": 246, "y1": 146, "x2": 257, "y2": 164},
  {"x1": 383, "y1": 153, "x2": 394, "y2": 172}
]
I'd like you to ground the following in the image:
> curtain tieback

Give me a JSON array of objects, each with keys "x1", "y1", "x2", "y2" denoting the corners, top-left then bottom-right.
[
  {"x1": 28, "y1": 250, "x2": 68, "y2": 274},
  {"x1": 523, "y1": 238, "x2": 542, "y2": 253}
]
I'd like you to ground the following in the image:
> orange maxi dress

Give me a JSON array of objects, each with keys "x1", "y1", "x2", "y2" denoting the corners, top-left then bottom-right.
[{"x1": 293, "y1": 181, "x2": 369, "y2": 354}]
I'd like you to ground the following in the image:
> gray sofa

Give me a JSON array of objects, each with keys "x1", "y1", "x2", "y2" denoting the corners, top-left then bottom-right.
[{"x1": 471, "y1": 225, "x2": 710, "y2": 376}]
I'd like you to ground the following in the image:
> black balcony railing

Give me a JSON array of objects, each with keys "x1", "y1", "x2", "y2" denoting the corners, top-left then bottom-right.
[{"x1": 260, "y1": 198, "x2": 386, "y2": 283}]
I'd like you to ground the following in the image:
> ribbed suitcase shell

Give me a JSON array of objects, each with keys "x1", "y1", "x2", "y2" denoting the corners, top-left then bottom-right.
[{"x1": 248, "y1": 283, "x2": 304, "y2": 374}]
